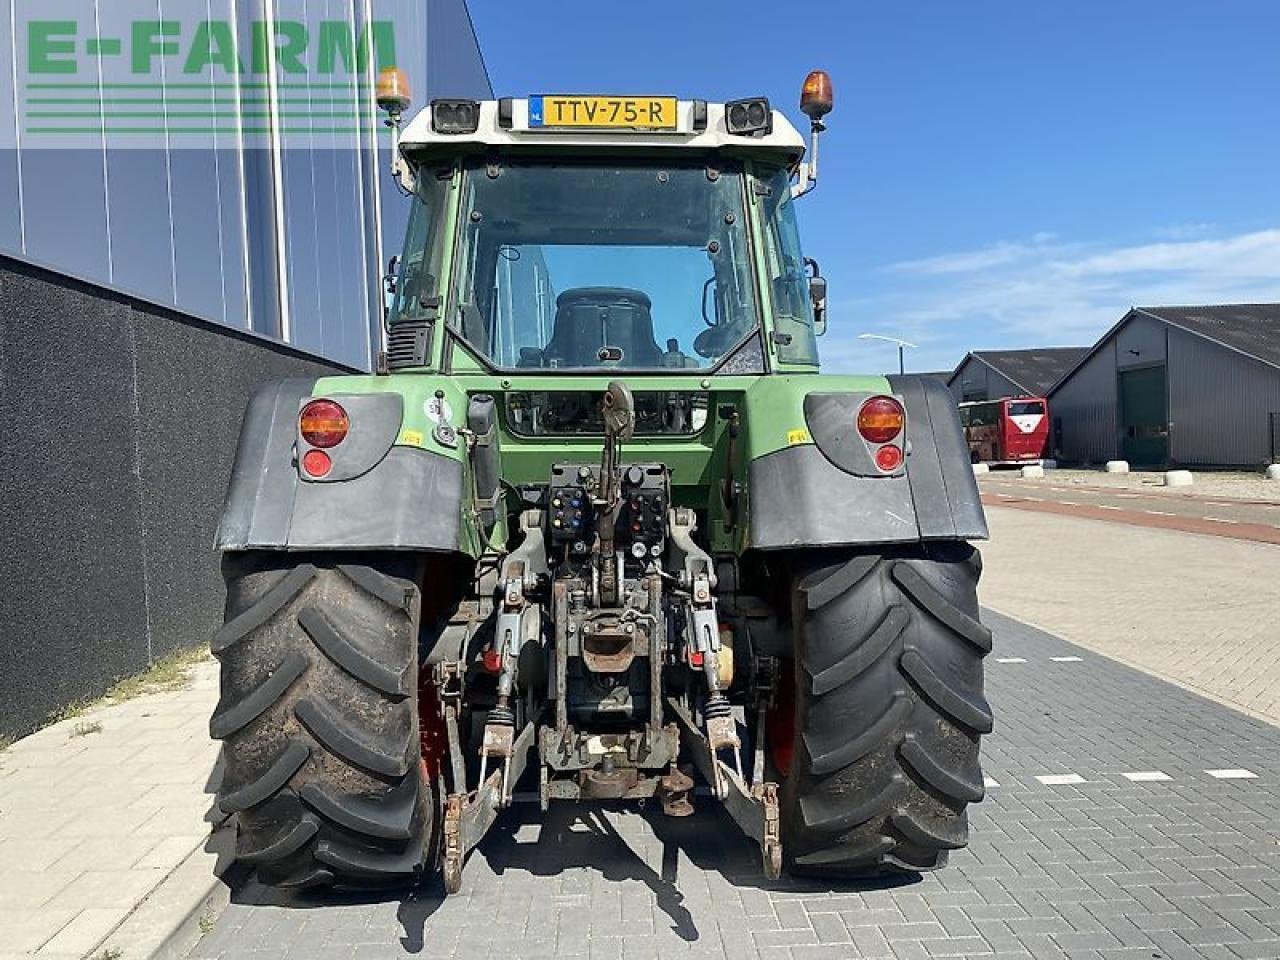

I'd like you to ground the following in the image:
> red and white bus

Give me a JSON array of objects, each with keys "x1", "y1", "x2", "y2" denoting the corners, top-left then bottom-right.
[{"x1": 958, "y1": 396, "x2": 1050, "y2": 465}]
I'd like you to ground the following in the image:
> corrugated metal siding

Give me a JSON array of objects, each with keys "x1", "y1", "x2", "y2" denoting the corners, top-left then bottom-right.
[
  {"x1": 1168, "y1": 329, "x2": 1280, "y2": 466},
  {"x1": 1050, "y1": 339, "x2": 1119, "y2": 463},
  {"x1": 1116, "y1": 313, "x2": 1167, "y2": 370}
]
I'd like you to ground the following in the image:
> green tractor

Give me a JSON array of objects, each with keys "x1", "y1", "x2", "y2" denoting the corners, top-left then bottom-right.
[{"x1": 210, "y1": 71, "x2": 991, "y2": 893}]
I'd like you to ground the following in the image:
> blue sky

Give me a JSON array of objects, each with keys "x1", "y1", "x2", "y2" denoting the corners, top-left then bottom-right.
[{"x1": 468, "y1": 1, "x2": 1280, "y2": 374}]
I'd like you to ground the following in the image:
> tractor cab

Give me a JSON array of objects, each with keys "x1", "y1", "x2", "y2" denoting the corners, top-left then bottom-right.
[{"x1": 380, "y1": 89, "x2": 831, "y2": 377}]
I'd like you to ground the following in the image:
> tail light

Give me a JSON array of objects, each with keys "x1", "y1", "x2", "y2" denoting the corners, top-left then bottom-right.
[
  {"x1": 857, "y1": 396, "x2": 905, "y2": 444},
  {"x1": 301, "y1": 449, "x2": 332, "y2": 478},
  {"x1": 299, "y1": 399, "x2": 349, "y2": 448},
  {"x1": 875, "y1": 444, "x2": 903, "y2": 471}
]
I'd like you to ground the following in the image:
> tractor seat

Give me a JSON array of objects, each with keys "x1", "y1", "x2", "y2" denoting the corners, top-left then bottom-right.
[{"x1": 543, "y1": 287, "x2": 662, "y2": 367}]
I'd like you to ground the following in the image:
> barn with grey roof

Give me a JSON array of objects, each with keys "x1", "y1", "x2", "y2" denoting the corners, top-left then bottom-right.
[
  {"x1": 947, "y1": 347, "x2": 1088, "y2": 403},
  {"x1": 1047, "y1": 304, "x2": 1280, "y2": 467}
]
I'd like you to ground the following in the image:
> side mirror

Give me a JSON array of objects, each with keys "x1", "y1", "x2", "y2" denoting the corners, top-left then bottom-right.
[{"x1": 806, "y1": 258, "x2": 827, "y2": 335}]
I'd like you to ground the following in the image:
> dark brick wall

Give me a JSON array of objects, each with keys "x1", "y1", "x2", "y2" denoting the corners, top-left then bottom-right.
[{"x1": 0, "y1": 254, "x2": 349, "y2": 738}]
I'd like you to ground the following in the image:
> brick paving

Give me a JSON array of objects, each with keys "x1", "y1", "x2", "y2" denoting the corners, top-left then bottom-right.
[
  {"x1": 0, "y1": 659, "x2": 220, "y2": 959},
  {"x1": 980, "y1": 490, "x2": 1280, "y2": 546},
  {"x1": 979, "y1": 506, "x2": 1280, "y2": 725},
  {"x1": 190, "y1": 612, "x2": 1280, "y2": 960}
]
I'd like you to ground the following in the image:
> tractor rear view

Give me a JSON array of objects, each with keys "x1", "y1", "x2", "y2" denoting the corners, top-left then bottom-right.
[{"x1": 209, "y1": 71, "x2": 992, "y2": 892}]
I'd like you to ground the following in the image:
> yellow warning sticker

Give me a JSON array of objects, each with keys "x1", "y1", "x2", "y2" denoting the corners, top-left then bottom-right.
[
  {"x1": 786, "y1": 428, "x2": 811, "y2": 445},
  {"x1": 399, "y1": 429, "x2": 425, "y2": 447}
]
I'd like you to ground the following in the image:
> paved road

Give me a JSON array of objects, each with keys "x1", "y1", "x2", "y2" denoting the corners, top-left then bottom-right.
[
  {"x1": 190, "y1": 612, "x2": 1280, "y2": 960},
  {"x1": 977, "y1": 505, "x2": 1280, "y2": 727},
  {"x1": 979, "y1": 475, "x2": 1280, "y2": 544}
]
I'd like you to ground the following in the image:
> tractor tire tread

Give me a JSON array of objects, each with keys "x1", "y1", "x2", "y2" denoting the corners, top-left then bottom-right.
[
  {"x1": 212, "y1": 565, "x2": 316, "y2": 655},
  {"x1": 900, "y1": 649, "x2": 994, "y2": 734},
  {"x1": 891, "y1": 562, "x2": 992, "y2": 654},
  {"x1": 315, "y1": 838, "x2": 424, "y2": 879},
  {"x1": 237, "y1": 813, "x2": 320, "y2": 865},
  {"x1": 780, "y1": 543, "x2": 989, "y2": 879},
  {"x1": 807, "y1": 605, "x2": 908, "y2": 696},
  {"x1": 300, "y1": 774, "x2": 417, "y2": 841},
  {"x1": 900, "y1": 737, "x2": 985, "y2": 804},
  {"x1": 298, "y1": 606, "x2": 410, "y2": 698},
  {"x1": 294, "y1": 696, "x2": 414, "y2": 779},
  {"x1": 213, "y1": 554, "x2": 429, "y2": 890},
  {"x1": 802, "y1": 693, "x2": 911, "y2": 775},
  {"x1": 800, "y1": 555, "x2": 880, "y2": 612},
  {"x1": 219, "y1": 742, "x2": 310, "y2": 813},
  {"x1": 209, "y1": 650, "x2": 308, "y2": 740},
  {"x1": 891, "y1": 811, "x2": 969, "y2": 851}
]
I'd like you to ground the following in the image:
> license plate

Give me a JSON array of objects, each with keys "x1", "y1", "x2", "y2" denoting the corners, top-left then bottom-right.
[{"x1": 529, "y1": 95, "x2": 677, "y2": 130}]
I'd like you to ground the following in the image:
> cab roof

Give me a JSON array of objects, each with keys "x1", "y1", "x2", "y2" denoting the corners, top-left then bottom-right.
[{"x1": 399, "y1": 98, "x2": 807, "y2": 163}]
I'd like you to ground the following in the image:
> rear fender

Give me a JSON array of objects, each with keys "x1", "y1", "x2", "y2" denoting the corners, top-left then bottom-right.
[
  {"x1": 215, "y1": 378, "x2": 466, "y2": 553},
  {"x1": 745, "y1": 375, "x2": 987, "y2": 549}
]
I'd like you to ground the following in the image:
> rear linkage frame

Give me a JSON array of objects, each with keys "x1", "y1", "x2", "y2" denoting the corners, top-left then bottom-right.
[{"x1": 426, "y1": 386, "x2": 783, "y2": 892}]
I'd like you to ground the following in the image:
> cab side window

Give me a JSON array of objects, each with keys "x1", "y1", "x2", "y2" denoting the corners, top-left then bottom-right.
[{"x1": 758, "y1": 166, "x2": 819, "y2": 365}]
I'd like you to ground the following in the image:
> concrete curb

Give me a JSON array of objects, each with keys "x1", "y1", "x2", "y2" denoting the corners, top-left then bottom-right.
[{"x1": 93, "y1": 827, "x2": 233, "y2": 960}]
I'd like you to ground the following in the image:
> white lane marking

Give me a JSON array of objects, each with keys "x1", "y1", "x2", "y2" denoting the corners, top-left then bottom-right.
[
  {"x1": 1051, "y1": 656, "x2": 1084, "y2": 662},
  {"x1": 1059, "y1": 500, "x2": 1080, "y2": 506},
  {"x1": 1206, "y1": 517, "x2": 1238, "y2": 524},
  {"x1": 1036, "y1": 774, "x2": 1087, "y2": 785},
  {"x1": 1206, "y1": 501, "x2": 1234, "y2": 507},
  {"x1": 1097, "y1": 505, "x2": 1123, "y2": 511},
  {"x1": 1022, "y1": 496, "x2": 1044, "y2": 501},
  {"x1": 984, "y1": 776, "x2": 1000, "y2": 788},
  {"x1": 1122, "y1": 771, "x2": 1172, "y2": 782},
  {"x1": 1116, "y1": 493, "x2": 1143, "y2": 499},
  {"x1": 995, "y1": 657, "x2": 1027, "y2": 663},
  {"x1": 1145, "y1": 510, "x2": 1175, "y2": 516},
  {"x1": 1206, "y1": 769, "x2": 1258, "y2": 780}
]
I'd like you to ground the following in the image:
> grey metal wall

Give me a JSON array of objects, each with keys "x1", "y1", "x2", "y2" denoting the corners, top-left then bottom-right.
[
  {"x1": 0, "y1": 253, "x2": 347, "y2": 739},
  {"x1": 948, "y1": 357, "x2": 1024, "y2": 403},
  {"x1": 1115, "y1": 312, "x2": 1167, "y2": 370},
  {"x1": 0, "y1": 0, "x2": 490, "y2": 370},
  {"x1": 1049, "y1": 339, "x2": 1119, "y2": 464},
  {"x1": 1168, "y1": 328, "x2": 1280, "y2": 467}
]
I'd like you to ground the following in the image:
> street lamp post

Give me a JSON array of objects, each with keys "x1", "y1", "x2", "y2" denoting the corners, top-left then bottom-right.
[{"x1": 857, "y1": 333, "x2": 917, "y2": 375}]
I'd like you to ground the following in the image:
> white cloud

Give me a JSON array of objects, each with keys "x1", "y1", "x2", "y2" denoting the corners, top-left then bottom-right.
[
  {"x1": 830, "y1": 227, "x2": 1280, "y2": 373},
  {"x1": 1049, "y1": 229, "x2": 1280, "y2": 279},
  {"x1": 886, "y1": 242, "x2": 1035, "y2": 276}
]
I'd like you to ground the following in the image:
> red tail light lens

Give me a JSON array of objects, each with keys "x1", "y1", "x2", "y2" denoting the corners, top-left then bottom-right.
[
  {"x1": 857, "y1": 396, "x2": 905, "y2": 444},
  {"x1": 301, "y1": 449, "x2": 332, "y2": 478},
  {"x1": 299, "y1": 399, "x2": 349, "y2": 448},
  {"x1": 875, "y1": 444, "x2": 904, "y2": 471}
]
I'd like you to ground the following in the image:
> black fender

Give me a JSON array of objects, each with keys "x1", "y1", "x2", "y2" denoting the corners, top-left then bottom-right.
[
  {"x1": 746, "y1": 375, "x2": 987, "y2": 549},
  {"x1": 215, "y1": 378, "x2": 464, "y2": 552}
]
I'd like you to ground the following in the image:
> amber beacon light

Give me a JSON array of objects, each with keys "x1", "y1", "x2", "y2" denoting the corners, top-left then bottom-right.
[
  {"x1": 800, "y1": 69, "x2": 833, "y2": 119},
  {"x1": 793, "y1": 70, "x2": 833, "y2": 198},
  {"x1": 375, "y1": 67, "x2": 413, "y2": 117}
]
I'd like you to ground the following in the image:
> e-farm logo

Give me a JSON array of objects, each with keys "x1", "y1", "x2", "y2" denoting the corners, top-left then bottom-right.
[{"x1": 16, "y1": 11, "x2": 399, "y2": 146}]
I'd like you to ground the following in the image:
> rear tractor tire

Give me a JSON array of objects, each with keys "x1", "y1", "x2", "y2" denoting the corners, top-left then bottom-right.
[
  {"x1": 774, "y1": 542, "x2": 992, "y2": 878},
  {"x1": 211, "y1": 553, "x2": 435, "y2": 890}
]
